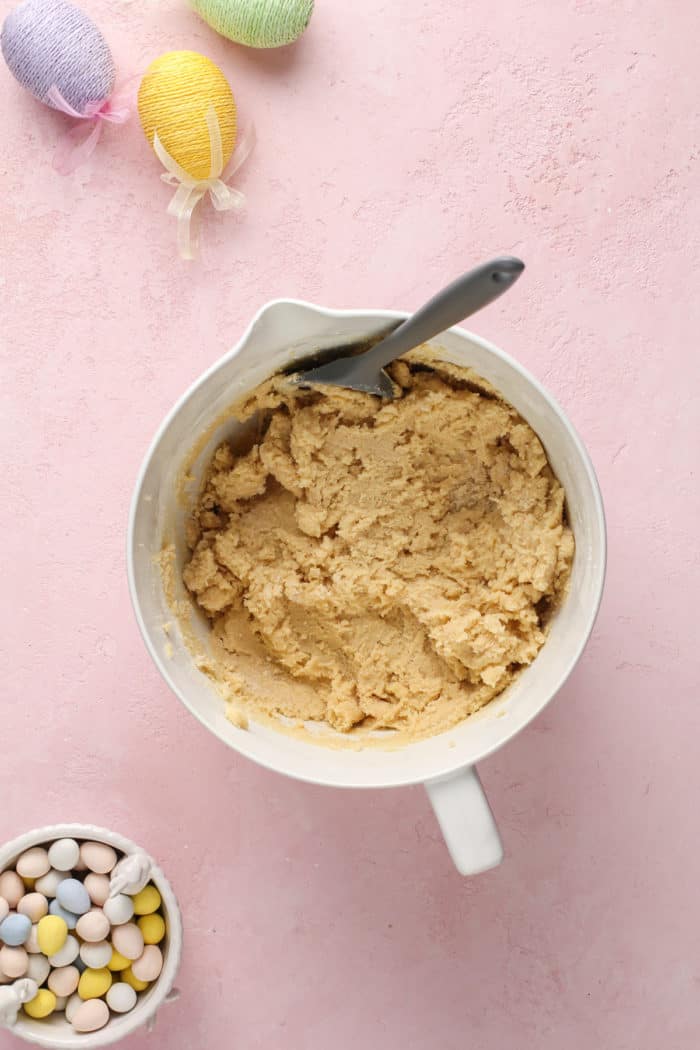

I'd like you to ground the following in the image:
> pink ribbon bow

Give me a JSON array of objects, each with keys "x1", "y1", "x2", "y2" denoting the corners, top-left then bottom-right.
[{"x1": 48, "y1": 85, "x2": 131, "y2": 175}]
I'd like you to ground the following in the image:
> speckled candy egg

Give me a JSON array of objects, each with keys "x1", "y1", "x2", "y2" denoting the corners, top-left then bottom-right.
[
  {"x1": 71, "y1": 997, "x2": 109, "y2": 1033},
  {"x1": 138, "y1": 51, "x2": 237, "y2": 180},
  {"x1": 0, "y1": 0, "x2": 115, "y2": 113}
]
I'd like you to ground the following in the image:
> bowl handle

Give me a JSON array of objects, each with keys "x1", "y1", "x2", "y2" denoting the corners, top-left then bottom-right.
[{"x1": 425, "y1": 767, "x2": 503, "y2": 875}]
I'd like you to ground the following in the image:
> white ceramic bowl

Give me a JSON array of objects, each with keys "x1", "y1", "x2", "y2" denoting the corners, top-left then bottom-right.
[
  {"x1": 0, "y1": 824, "x2": 182, "y2": 1048},
  {"x1": 128, "y1": 300, "x2": 606, "y2": 875}
]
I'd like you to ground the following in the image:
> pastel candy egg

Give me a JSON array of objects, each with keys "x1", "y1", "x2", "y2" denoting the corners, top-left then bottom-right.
[
  {"x1": 48, "y1": 933, "x2": 79, "y2": 968},
  {"x1": 18, "y1": 892, "x2": 48, "y2": 922},
  {"x1": 35, "y1": 869, "x2": 69, "y2": 898},
  {"x1": 37, "y1": 914, "x2": 68, "y2": 956},
  {"x1": 71, "y1": 996, "x2": 109, "y2": 1033},
  {"x1": 76, "y1": 908, "x2": 110, "y2": 942},
  {"x1": 0, "y1": 871, "x2": 24, "y2": 907},
  {"x1": 0, "y1": 0, "x2": 115, "y2": 112},
  {"x1": 65, "y1": 992, "x2": 82, "y2": 1023},
  {"x1": 107, "y1": 948, "x2": 131, "y2": 972},
  {"x1": 131, "y1": 944, "x2": 163, "y2": 983},
  {"x1": 25, "y1": 924, "x2": 41, "y2": 954},
  {"x1": 0, "y1": 912, "x2": 31, "y2": 946},
  {"x1": 103, "y1": 893, "x2": 134, "y2": 926},
  {"x1": 106, "y1": 981, "x2": 137, "y2": 1013},
  {"x1": 54, "y1": 995, "x2": 67, "y2": 1011},
  {"x1": 23, "y1": 988, "x2": 56, "y2": 1019},
  {"x1": 57, "y1": 878, "x2": 91, "y2": 915},
  {"x1": 80, "y1": 940, "x2": 112, "y2": 969},
  {"x1": 80, "y1": 842, "x2": 117, "y2": 875},
  {"x1": 138, "y1": 913, "x2": 165, "y2": 945},
  {"x1": 26, "y1": 952, "x2": 51, "y2": 984},
  {"x1": 138, "y1": 51, "x2": 237, "y2": 180},
  {"x1": 84, "y1": 873, "x2": 110, "y2": 906},
  {"x1": 15, "y1": 848, "x2": 50, "y2": 880},
  {"x1": 49, "y1": 899, "x2": 78, "y2": 929},
  {"x1": 111, "y1": 922, "x2": 144, "y2": 961},
  {"x1": 77, "y1": 966, "x2": 112, "y2": 1000},
  {"x1": 48, "y1": 964, "x2": 80, "y2": 997},
  {"x1": 190, "y1": 0, "x2": 313, "y2": 48},
  {"x1": 0, "y1": 945, "x2": 28, "y2": 977},
  {"x1": 132, "y1": 884, "x2": 161, "y2": 915},
  {"x1": 0, "y1": 897, "x2": 9, "y2": 923},
  {"x1": 121, "y1": 966, "x2": 149, "y2": 992},
  {"x1": 47, "y1": 838, "x2": 80, "y2": 872}
]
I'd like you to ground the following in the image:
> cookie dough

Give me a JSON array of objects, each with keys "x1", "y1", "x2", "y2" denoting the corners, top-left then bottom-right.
[{"x1": 182, "y1": 353, "x2": 574, "y2": 743}]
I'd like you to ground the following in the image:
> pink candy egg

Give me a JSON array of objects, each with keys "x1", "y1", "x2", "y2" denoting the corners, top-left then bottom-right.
[
  {"x1": 48, "y1": 964, "x2": 80, "y2": 997},
  {"x1": 15, "y1": 847, "x2": 50, "y2": 879},
  {"x1": 75, "y1": 908, "x2": 110, "y2": 943},
  {"x1": 0, "y1": 945, "x2": 28, "y2": 978},
  {"x1": 84, "y1": 873, "x2": 110, "y2": 906},
  {"x1": 0, "y1": 898, "x2": 8, "y2": 923},
  {"x1": 18, "y1": 892, "x2": 48, "y2": 922},
  {"x1": 111, "y1": 922, "x2": 144, "y2": 961},
  {"x1": 0, "y1": 871, "x2": 24, "y2": 908},
  {"x1": 79, "y1": 842, "x2": 117, "y2": 875},
  {"x1": 71, "y1": 997, "x2": 110, "y2": 1033},
  {"x1": 131, "y1": 944, "x2": 163, "y2": 983}
]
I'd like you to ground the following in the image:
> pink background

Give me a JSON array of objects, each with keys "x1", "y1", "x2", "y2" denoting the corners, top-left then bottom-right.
[{"x1": 1, "y1": 0, "x2": 699, "y2": 1047}]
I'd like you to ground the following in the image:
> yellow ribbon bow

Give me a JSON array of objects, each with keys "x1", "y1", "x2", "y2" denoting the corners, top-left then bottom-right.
[{"x1": 153, "y1": 105, "x2": 254, "y2": 260}]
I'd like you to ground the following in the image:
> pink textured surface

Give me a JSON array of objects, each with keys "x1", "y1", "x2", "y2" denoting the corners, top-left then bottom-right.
[{"x1": 1, "y1": 1, "x2": 699, "y2": 1047}]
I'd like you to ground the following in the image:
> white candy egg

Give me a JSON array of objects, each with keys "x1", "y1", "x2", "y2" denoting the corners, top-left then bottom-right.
[
  {"x1": 47, "y1": 839, "x2": 80, "y2": 872},
  {"x1": 48, "y1": 933, "x2": 80, "y2": 968},
  {"x1": 65, "y1": 992, "x2": 82, "y2": 1024},
  {"x1": 106, "y1": 981, "x2": 137, "y2": 1013},
  {"x1": 103, "y1": 893, "x2": 134, "y2": 926},
  {"x1": 35, "y1": 869, "x2": 69, "y2": 898},
  {"x1": 79, "y1": 940, "x2": 112, "y2": 969},
  {"x1": 26, "y1": 953, "x2": 51, "y2": 985}
]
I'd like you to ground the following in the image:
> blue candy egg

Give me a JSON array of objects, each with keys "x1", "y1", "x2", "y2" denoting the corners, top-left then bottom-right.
[
  {"x1": 49, "y1": 898, "x2": 78, "y2": 929},
  {"x1": 56, "y1": 878, "x2": 90, "y2": 916},
  {"x1": 0, "y1": 911, "x2": 31, "y2": 946}
]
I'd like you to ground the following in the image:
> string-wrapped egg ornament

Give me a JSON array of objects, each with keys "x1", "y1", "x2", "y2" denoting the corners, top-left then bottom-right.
[
  {"x1": 138, "y1": 51, "x2": 254, "y2": 260},
  {"x1": 0, "y1": 0, "x2": 130, "y2": 173},
  {"x1": 190, "y1": 0, "x2": 313, "y2": 48}
]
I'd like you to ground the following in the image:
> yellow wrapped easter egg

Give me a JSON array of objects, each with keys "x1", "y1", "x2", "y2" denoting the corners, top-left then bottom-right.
[{"x1": 138, "y1": 50, "x2": 236, "y2": 180}]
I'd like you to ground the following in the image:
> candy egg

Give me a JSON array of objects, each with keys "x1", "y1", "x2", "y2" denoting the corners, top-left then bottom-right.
[
  {"x1": 111, "y1": 922, "x2": 144, "y2": 961},
  {"x1": 25, "y1": 924, "x2": 40, "y2": 954},
  {"x1": 49, "y1": 899, "x2": 78, "y2": 929},
  {"x1": 37, "y1": 914, "x2": 68, "y2": 956},
  {"x1": 47, "y1": 838, "x2": 80, "y2": 872},
  {"x1": 76, "y1": 908, "x2": 110, "y2": 943},
  {"x1": 0, "y1": 945, "x2": 28, "y2": 977},
  {"x1": 18, "y1": 892, "x2": 48, "y2": 923},
  {"x1": 80, "y1": 842, "x2": 117, "y2": 875},
  {"x1": 107, "y1": 948, "x2": 130, "y2": 972},
  {"x1": 71, "y1": 996, "x2": 109, "y2": 1033},
  {"x1": 0, "y1": 871, "x2": 24, "y2": 908},
  {"x1": 137, "y1": 51, "x2": 237, "y2": 180},
  {"x1": 103, "y1": 893, "x2": 134, "y2": 926},
  {"x1": 35, "y1": 869, "x2": 69, "y2": 898},
  {"x1": 121, "y1": 966, "x2": 149, "y2": 992},
  {"x1": 132, "y1": 884, "x2": 161, "y2": 915},
  {"x1": 0, "y1": 912, "x2": 31, "y2": 946},
  {"x1": 57, "y1": 878, "x2": 90, "y2": 916},
  {"x1": 84, "y1": 873, "x2": 110, "y2": 906},
  {"x1": 65, "y1": 991, "x2": 82, "y2": 1023},
  {"x1": 48, "y1": 933, "x2": 79, "y2": 968},
  {"x1": 77, "y1": 966, "x2": 112, "y2": 1000},
  {"x1": 131, "y1": 944, "x2": 163, "y2": 983},
  {"x1": 48, "y1": 964, "x2": 80, "y2": 997},
  {"x1": 15, "y1": 848, "x2": 50, "y2": 880},
  {"x1": 0, "y1": 0, "x2": 115, "y2": 112},
  {"x1": 79, "y1": 940, "x2": 112, "y2": 969},
  {"x1": 106, "y1": 981, "x2": 137, "y2": 1013},
  {"x1": 138, "y1": 913, "x2": 165, "y2": 945},
  {"x1": 54, "y1": 995, "x2": 67, "y2": 1011},
  {"x1": 26, "y1": 952, "x2": 51, "y2": 985},
  {"x1": 23, "y1": 988, "x2": 56, "y2": 1019},
  {"x1": 0, "y1": 897, "x2": 9, "y2": 923}
]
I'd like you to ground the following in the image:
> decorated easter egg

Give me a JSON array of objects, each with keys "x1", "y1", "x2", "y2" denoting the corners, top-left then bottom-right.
[
  {"x1": 80, "y1": 842, "x2": 117, "y2": 875},
  {"x1": 48, "y1": 933, "x2": 79, "y2": 968},
  {"x1": 49, "y1": 899, "x2": 78, "y2": 929},
  {"x1": 0, "y1": 872, "x2": 24, "y2": 908},
  {"x1": 57, "y1": 878, "x2": 91, "y2": 916},
  {"x1": 23, "y1": 987, "x2": 56, "y2": 1019},
  {"x1": 190, "y1": 0, "x2": 313, "y2": 48},
  {"x1": 76, "y1": 908, "x2": 110, "y2": 942},
  {"x1": 1, "y1": 0, "x2": 115, "y2": 112},
  {"x1": 84, "y1": 873, "x2": 110, "y2": 906},
  {"x1": 47, "y1": 839, "x2": 80, "y2": 872},
  {"x1": 138, "y1": 913, "x2": 165, "y2": 945},
  {"x1": 138, "y1": 51, "x2": 237, "y2": 181},
  {"x1": 17, "y1": 893, "x2": 48, "y2": 923},
  {"x1": 0, "y1": 912, "x2": 31, "y2": 946},
  {"x1": 37, "y1": 915, "x2": 68, "y2": 956},
  {"x1": 77, "y1": 966, "x2": 112, "y2": 1000},
  {"x1": 106, "y1": 981, "x2": 137, "y2": 1013},
  {"x1": 72, "y1": 996, "x2": 110, "y2": 1032},
  {"x1": 26, "y1": 952, "x2": 51, "y2": 984},
  {"x1": 102, "y1": 893, "x2": 133, "y2": 926}
]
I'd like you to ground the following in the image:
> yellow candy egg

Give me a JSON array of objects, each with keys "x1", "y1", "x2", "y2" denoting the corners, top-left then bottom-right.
[
  {"x1": 37, "y1": 915, "x2": 68, "y2": 957},
  {"x1": 137, "y1": 913, "x2": 165, "y2": 945},
  {"x1": 23, "y1": 989, "x2": 57, "y2": 1019},
  {"x1": 131, "y1": 884, "x2": 161, "y2": 916},
  {"x1": 78, "y1": 966, "x2": 112, "y2": 1000},
  {"x1": 121, "y1": 967, "x2": 149, "y2": 992},
  {"x1": 107, "y1": 948, "x2": 131, "y2": 972},
  {"x1": 138, "y1": 51, "x2": 237, "y2": 180}
]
